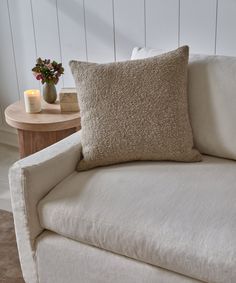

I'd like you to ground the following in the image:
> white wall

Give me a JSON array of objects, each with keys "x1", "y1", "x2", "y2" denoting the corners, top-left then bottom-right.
[{"x1": 1, "y1": 0, "x2": 236, "y2": 144}]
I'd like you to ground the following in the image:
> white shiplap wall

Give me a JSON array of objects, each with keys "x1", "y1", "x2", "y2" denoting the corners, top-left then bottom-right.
[
  {"x1": 1, "y1": 0, "x2": 236, "y2": 144},
  {"x1": 146, "y1": 0, "x2": 179, "y2": 50}
]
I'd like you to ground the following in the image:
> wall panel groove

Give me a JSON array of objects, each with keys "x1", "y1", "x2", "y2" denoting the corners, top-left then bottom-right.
[
  {"x1": 6, "y1": 0, "x2": 20, "y2": 100},
  {"x1": 178, "y1": 0, "x2": 180, "y2": 47},
  {"x1": 84, "y1": 0, "x2": 115, "y2": 63},
  {"x1": 180, "y1": 0, "x2": 217, "y2": 54},
  {"x1": 112, "y1": 0, "x2": 117, "y2": 62},
  {"x1": 83, "y1": 0, "x2": 88, "y2": 62},
  {"x1": 146, "y1": 0, "x2": 179, "y2": 50},
  {"x1": 30, "y1": 0, "x2": 38, "y2": 57},
  {"x1": 55, "y1": 0, "x2": 64, "y2": 87},
  {"x1": 144, "y1": 0, "x2": 147, "y2": 47},
  {"x1": 57, "y1": 0, "x2": 86, "y2": 86},
  {"x1": 214, "y1": 0, "x2": 219, "y2": 54},
  {"x1": 114, "y1": 0, "x2": 145, "y2": 61}
]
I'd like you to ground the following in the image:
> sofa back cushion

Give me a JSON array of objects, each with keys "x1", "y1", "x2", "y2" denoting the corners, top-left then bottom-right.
[
  {"x1": 70, "y1": 46, "x2": 201, "y2": 171},
  {"x1": 132, "y1": 47, "x2": 236, "y2": 160}
]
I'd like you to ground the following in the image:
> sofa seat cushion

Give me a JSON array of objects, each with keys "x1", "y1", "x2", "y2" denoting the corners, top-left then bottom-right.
[{"x1": 38, "y1": 156, "x2": 236, "y2": 283}]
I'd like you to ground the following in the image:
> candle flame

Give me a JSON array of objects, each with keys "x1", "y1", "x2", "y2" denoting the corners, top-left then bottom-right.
[{"x1": 24, "y1": 89, "x2": 40, "y2": 96}]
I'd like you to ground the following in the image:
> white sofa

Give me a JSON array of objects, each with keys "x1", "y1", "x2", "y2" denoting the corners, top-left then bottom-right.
[{"x1": 9, "y1": 53, "x2": 236, "y2": 283}]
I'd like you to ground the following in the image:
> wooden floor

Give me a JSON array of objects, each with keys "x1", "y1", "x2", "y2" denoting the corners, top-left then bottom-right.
[
  {"x1": 0, "y1": 209, "x2": 25, "y2": 282},
  {"x1": 0, "y1": 144, "x2": 19, "y2": 211}
]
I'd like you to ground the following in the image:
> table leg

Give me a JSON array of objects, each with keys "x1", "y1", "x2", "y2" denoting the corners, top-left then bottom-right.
[{"x1": 17, "y1": 128, "x2": 77, "y2": 158}]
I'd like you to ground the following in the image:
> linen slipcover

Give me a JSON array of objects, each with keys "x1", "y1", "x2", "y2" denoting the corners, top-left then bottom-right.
[
  {"x1": 38, "y1": 155, "x2": 236, "y2": 283},
  {"x1": 36, "y1": 231, "x2": 203, "y2": 283}
]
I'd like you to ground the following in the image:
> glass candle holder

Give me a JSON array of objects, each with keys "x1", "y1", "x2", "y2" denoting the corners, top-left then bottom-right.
[{"x1": 24, "y1": 89, "x2": 41, "y2": 113}]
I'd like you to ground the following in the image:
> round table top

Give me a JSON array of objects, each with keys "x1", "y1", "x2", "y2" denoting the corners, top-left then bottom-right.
[{"x1": 5, "y1": 100, "x2": 80, "y2": 132}]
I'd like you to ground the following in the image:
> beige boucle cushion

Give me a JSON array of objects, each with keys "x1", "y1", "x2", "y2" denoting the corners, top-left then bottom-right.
[
  {"x1": 132, "y1": 47, "x2": 236, "y2": 161},
  {"x1": 70, "y1": 46, "x2": 201, "y2": 170}
]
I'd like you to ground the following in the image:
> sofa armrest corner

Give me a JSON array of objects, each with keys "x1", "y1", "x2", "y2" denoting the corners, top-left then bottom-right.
[{"x1": 9, "y1": 131, "x2": 82, "y2": 283}]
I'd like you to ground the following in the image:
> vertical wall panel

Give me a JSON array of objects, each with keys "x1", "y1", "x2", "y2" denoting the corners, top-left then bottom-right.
[
  {"x1": 85, "y1": 0, "x2": 114, "y2": 62},
  {"x1": 0, "y1": 0, "x2": 19, "y2": 109},
  {"x1": 57, "y1": 0, "x2": 87, "y2": 87},
  {"x1": 180, "y1": 0, "x2": 217, "y2": 54},
  {"x1": 32, "y1": 0, "x2": 61, "y2": 59},
  {"x1": 216, "y1": 0, "x2": 236, "y2": 56},
  {"x1": 146, "y1": 0, "x2": 179, "y2": 50},
  {"x1": 8, "y1": 0, "x2": 38, "y2": 98},
  {"x1": 114, "y1": 0, "x2": 145, "y2": 61},
  {"x1": 32, "y1": 0, "x2": 62, "y2": 89}
]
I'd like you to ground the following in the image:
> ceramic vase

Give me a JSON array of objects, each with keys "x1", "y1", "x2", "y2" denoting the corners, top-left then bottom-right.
[{"x1": 43, "y1": 82, "x2": 57, "y2": 104}]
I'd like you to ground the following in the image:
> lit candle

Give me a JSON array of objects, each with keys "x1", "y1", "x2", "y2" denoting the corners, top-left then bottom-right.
[{"x1": 24, "y1": 89, "x2": 41, "y2": 113}]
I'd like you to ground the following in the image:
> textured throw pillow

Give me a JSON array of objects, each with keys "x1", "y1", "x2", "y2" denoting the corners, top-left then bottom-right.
[
  {"x1": 70, "y1": 46, "x2": 201, "y2": 171},
  {"x1": 132, "y1": 47, "x2": 236, "y2": 161}
]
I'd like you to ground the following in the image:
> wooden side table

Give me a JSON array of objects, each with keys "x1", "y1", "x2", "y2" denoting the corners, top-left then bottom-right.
[{"x1": 5, "y1": 100, "x2": 80, "y2": 158}]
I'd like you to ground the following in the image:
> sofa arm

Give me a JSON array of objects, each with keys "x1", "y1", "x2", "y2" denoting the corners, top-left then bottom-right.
[{"x1": 9, "y1": 131, "x2": 82, "y2": 283}]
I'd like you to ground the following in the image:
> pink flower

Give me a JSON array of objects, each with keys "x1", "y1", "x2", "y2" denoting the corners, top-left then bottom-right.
[{"x1": 36, "y1": 74, "x2": 42, "y2": 80}]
